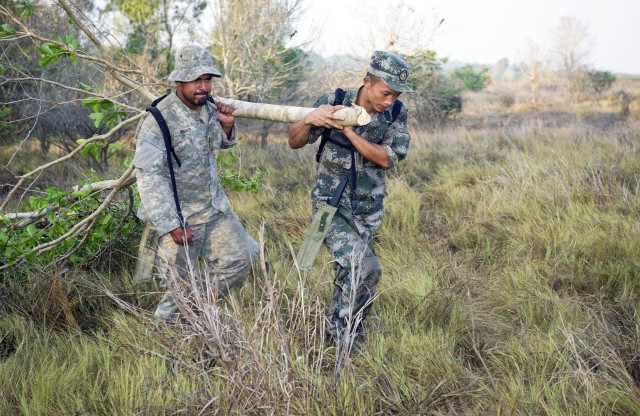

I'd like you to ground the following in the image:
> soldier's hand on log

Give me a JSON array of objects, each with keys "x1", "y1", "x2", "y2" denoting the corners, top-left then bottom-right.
[
  {"x1": 216, "y1": 102, "x2": 236, "y2": 129},
  {"x1": 303, "y1": 105, "x2": 345, "y2": 130},
  {"x1": 170, "y1": 225, "x2": 194, "y2": 246}
]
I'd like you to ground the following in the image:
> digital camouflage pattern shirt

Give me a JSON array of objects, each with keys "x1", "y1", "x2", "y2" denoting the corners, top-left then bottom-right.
[
  {"x1": 133, "y1": 92, "x2": 237, "y2": 236},
  {"x1": 308, "y1": 87, "x2": 411, "y2": 235}
]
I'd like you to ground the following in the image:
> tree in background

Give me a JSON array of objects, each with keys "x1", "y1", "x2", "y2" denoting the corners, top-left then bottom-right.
[
  {"x1": 549, "y1": 16, "x2": 592, "y2": 96},
  {"x1": 489, "y1": 58, "x2": 522, "y2": 82},
  {"x1": 518, "y1": 39, "x2": 548, "y2": 108},
  {"x1": 360, "y1": 0, "x2": 441, "y2": 55},
  {"x1": 105, "y1": 0, "x2": 207, "y2": 77},
  {"x1": 210, "y1": 0, "x2": 308, "y2": 147},
  {"x1": 0, "y1": 0, "x2": 105, "y2": 157},
  {"x1": 451, "y1": 64, "x2": 490, "y2": 92}
]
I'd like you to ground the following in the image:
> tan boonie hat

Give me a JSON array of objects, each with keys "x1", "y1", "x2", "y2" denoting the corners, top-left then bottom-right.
[
  {"x1": 368, "y1": 50, "x2": 413, "y2": 93},
  {"x1": 168, "y1": 44, "x2": 222, "y2": 82}
]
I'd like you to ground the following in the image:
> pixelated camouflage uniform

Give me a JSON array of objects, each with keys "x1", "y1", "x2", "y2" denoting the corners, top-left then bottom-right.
[
  {"x1": 133, "y1": 92, "x2": 259, "y2": 320},
  {"x1": 307, "y1": 86, "x2": 411, "y2": 338}
]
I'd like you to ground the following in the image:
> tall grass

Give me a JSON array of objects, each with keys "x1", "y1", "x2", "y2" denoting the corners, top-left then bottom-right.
[{"x1": 1, "y1": 117, "x2": 640, "y2": 414}]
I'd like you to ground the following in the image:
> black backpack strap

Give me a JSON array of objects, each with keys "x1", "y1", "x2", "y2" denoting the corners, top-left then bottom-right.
[
  {"x1": 391, "y1": 99, "x2": 402, "y2": 123},
  {"x1": 150, "y1": 94, "x2": 167, "y2": 107},
  {"x1": 334, "y1": 88, "x2": 347, "y2": 106},
  {"x1": 146, "y1": 94, "x2": 181, "y2": 167},
  {"x1": 145, "y1": 99, "x2": 186, "y2": 228},
  {"x1": 316, "y1": 88, "x2": 346, "y2": 163}
]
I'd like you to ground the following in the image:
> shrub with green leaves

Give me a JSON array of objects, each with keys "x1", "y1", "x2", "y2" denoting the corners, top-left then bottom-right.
[
  {"x1": 588, "y1": 70, "x2": 616, "y2": 95},
  {"x1": 452, "y1": 64, "x2": 491, "y2": 92},
  {"x1": 403, "y1": 49, "x2": 463, "y2": 127}
]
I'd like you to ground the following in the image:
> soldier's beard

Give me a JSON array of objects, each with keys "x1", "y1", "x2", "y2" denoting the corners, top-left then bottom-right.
[{"x1": 191, "y1": 91, "x2": 208, "y2": 106}]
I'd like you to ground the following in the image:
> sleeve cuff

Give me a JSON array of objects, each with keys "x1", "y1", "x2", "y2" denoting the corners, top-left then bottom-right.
[
  {"x1": 154, "y1": 219, "x2": 182, "y2": 237},
  {"x1": 221, "y1": 124, "x2": 237, "y2": 147},
  {"x1": 383, "y1": 144, "x2": 399, "y2": 168}
]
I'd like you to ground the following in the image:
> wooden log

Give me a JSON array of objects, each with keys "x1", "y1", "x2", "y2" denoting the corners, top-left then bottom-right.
[{"x1": 215, "y1": 97, "x2": 371, "y2": 126}]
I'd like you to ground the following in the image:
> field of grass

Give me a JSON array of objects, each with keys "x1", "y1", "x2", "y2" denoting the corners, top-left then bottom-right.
[{"x1": 1, "y1": 95, "x2": 640, "y2": 414}]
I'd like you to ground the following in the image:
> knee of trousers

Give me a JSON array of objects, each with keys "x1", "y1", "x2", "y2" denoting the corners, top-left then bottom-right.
[
  {"x1": 213, "y1": 238, "x2": 259, "y2": 286},
  {"x1": 360, "y1": 254, "x2": 382, "y2": 288}
]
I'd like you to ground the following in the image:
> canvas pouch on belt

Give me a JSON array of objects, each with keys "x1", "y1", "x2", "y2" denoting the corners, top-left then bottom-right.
[{"x1": 133, "y1": 222, "x2": 158, "y2": 284}]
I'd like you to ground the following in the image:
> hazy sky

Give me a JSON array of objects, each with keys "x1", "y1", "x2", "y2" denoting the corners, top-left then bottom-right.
[{"x1": 297, "y1": 0, "x2": 639, "y2": 74}]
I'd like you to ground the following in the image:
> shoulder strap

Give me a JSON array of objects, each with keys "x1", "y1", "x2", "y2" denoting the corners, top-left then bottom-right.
[
  {"x1": 146, "y1": 94, "x2": 181, "y2": 167},
  {"x1": 145, "y1": 97, "x2": 186, "y2": 228},
  {"x1": 392, "y1": 99, "x2": 402, "y2": 123},
  {"x1": 316, "y1": 88, "x2": 346, "y2": 163},
  {"x1": 150, "y1": 94, "x2": 168, "y2": 107}
]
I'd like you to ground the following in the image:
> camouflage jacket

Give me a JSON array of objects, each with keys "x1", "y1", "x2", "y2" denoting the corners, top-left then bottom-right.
[
  {"x1": 308, "y1": 87, "x2": 410, "y2": 233},
  {"x1": 133, "y1": 92, "x2": 237, "y2": 236}
]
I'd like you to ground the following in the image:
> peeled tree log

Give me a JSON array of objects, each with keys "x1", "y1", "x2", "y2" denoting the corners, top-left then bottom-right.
[{"x1": 216, "y1": 98, "x2": 372, "y2": 126}]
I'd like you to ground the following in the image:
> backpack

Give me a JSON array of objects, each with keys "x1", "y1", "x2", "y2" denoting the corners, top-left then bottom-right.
[{"x1": 315, "y1": 88, "x2": 403, "y2": 163}]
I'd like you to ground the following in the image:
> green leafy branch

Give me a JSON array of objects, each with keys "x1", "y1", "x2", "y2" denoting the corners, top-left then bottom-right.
[
  {"x1": 0, "y1": 23, "x2": 16, "y2": 38},
  {"x1": 16, "y1": 1, "x2": 34, "y2": 18},
  {"x1": 38, "y1": 34, "x2": 80, "y2": 67},
  {"x1": 0, "y1": 178, "x2": 139, "y2": 271},
  {"x1": 82, "y1": 97, "x2": 127, "y2": 129},
  {"x1": 217, "y1": 147, "x2": 263, "y2": 194}
]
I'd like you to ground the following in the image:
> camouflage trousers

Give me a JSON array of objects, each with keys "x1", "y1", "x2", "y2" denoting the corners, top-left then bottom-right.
[
  {"x1": 323, "y1": 213, "x2": 382, "y2": 339},
  {"x1": 153, "y1": 211, "x2": 259, "y2": 321}
]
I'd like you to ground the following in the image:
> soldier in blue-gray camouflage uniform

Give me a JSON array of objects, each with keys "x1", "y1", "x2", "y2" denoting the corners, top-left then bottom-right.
[
  {"x1": 133, "y1": 44, "x2": 259, "y2": 321},
  {"x1": 288, "y1": 51, "x2": 412, "y2": 345}
]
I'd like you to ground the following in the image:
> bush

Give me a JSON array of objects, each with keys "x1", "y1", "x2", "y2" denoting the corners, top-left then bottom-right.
[
  {"x1": 588, "y1": 70, "x2": 616, "y2": 95},
  {"x1": 452, "y1": 64, "x2": 491, "y2": 92},
  {"x1": 403, "y1": 50, "x2": 463, "y2": 127}
]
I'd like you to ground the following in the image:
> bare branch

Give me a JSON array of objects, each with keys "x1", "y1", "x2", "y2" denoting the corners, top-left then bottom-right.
[
  {"x1": 56, "y1": 0, "x2": 158, "y2": 101},
  {"x1": 2, "y1": 76, "x2": 143, "y2": 112},
  {"x1": 5, "y1": 71, "x2": 44, "y2": 167},
  {"x1": 0, "y1": 112, "x2": 143, "y2": 211}
]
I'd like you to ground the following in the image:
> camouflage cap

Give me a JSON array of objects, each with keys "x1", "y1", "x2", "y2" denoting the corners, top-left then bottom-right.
[
  {"x1": 168, "y1": 44, "x2": 222, "y2": 83},
  {"x1": 368, "y1": 50, "x2": 413, "y2": 93}
]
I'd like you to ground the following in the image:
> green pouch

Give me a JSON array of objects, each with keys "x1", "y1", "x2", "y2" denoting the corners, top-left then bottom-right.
[
  {"x1": 133, "y1": 223, "x2": 158, "y2": 284},
  {"x1": 296, "y1": 175, "x2": 348, "y2": 272},
  {"x1": 296, "y1": 204, "x2": 337, "y2": 272}
]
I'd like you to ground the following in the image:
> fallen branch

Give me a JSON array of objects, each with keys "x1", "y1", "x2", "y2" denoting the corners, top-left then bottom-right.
[
  {"x1": 0, "y1": 164, "x2": 136, "y2": 271},
  {"x1": 0, "y1": 173, "x2": 136, "y2": 227}
]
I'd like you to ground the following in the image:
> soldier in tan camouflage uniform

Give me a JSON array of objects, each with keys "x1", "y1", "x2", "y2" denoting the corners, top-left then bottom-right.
[
  {"x1": 133, "y1": 44, "x2": 259, "y2": 321},
  {"x1": 288, "y1": 51, "x2": 412, "y2": 346}
]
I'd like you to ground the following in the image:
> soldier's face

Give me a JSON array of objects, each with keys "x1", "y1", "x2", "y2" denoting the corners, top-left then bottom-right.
[
  {"x1": 176, "y1": 74, "x2": 213, "y2": 110},
  {"x1": 363, "y1": 76, "x2": 401, "y2": 113}
]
